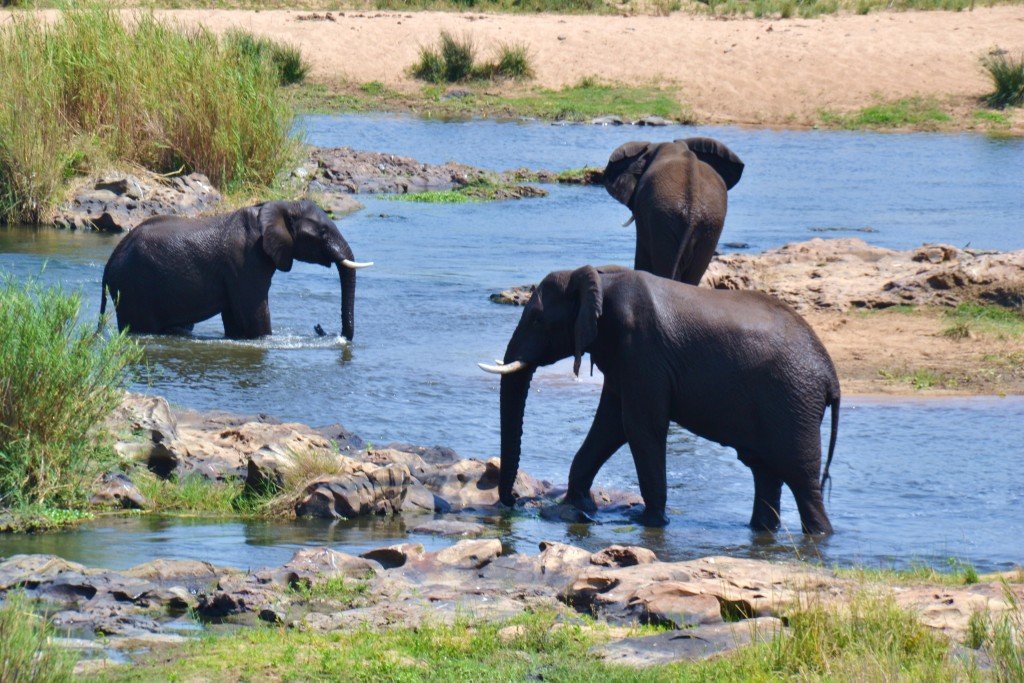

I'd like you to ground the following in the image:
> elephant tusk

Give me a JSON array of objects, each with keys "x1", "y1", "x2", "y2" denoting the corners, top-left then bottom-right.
[
  {"x1": 341, "y1": 259, "x2": 374, "y2": 269},
  {"x1": 478, "y1": 360, "x2": 527, "y2": 375},
  {"x1": 622, "y1": 215, "x2": 635, "y2": 227}
]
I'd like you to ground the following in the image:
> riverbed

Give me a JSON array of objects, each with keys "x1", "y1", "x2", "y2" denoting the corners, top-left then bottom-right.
[{"x1": 1, "y1": 115, "x2": 1022, "y2": 572}]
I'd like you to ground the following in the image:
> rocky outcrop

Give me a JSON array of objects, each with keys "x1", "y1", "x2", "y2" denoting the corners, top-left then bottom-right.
[
  {"x1": 307, "y1": 147, "x2": 491, "y2": 195},
  {"x1": 492, "y1": 239, "x2": 1024, "y2": 311},
  {"x1": 52, "y1": 171, "x2": 221, "y2": 232}
]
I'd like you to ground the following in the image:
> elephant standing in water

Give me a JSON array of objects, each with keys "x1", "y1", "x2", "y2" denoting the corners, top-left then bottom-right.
[
  {"x1": 479, "y1": 265, "x2": 840, "y2": 534},
  {"x1": 100, "y1": 200, "x2": 372, "y2": 340},
  {"x1": 603, "y1": 138, "x2": 744, "y2": 285}
]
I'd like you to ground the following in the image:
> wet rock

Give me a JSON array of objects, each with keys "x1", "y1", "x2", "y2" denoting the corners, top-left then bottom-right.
[
  {"x1": 313, "y1": 423, "x2": 366, "y2": 452},
  {"x1": 317, "y1": 192, "x2": 364, "y2": 218},
  {"x1": 540, "y1": 503, "x2": 596, "y2": 524},
  {"x1": 294, "y1": 464, "x2": 411, "y2": 519},
  {"x1": 309, "y1": 147, "x2": 491, "y2": 195},
  {"x1": 90, "y1": 472, "x2": 149, "y2": 510},
  {"x1": 635, "y1": 116, "x2": 670, "y2": 126},
  {"x1": 595, "y1": 617, "x2": 784, "y2": 665},
  {"x1": 416, "y1": 457, "x2": 549, "y2": 511},
  {"x1": 591, "y1": 116, "x2": 624, "y2": 125},
  {"x1": 52, "y1": 171, "x2": 220, "y2": 232},
  {"x1": 590, "y1": 545, "x2": 657, "y2": 568},
  {"x1": 360, "y1": 543, "x2": 425, "y2": 569},
  {"x1": 432, "y1": 539, "x2": 503, "y2": 569},
  {"x1": 410, "y1": 520, "x2": 487, "y2": 537},
  {"x1": 490, "y1": 284, "x2": 536, "y2": 306}
]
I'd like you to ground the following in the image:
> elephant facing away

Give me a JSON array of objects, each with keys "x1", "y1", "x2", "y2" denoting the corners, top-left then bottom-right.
[
  {"x1": 100, "y1": 200, "x2": 372, "y2": 340},
  {"x1": 603, "y1": 138, "x2": 744, "y2": 285},
  {"x1": 479, "y1": 265, "x2": 840, "y2": 534}
]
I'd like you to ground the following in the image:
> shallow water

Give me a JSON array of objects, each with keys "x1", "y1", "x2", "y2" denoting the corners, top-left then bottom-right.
[{"x1": 1, "y1": 115, "x2": 1022, "y2": 572}]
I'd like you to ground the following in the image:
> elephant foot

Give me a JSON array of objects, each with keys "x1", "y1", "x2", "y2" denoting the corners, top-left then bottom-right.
[
  {"x1": 540, "y1": 503, "x2": 596, "y2": 524},
  {"x1": 631, "y1": 507, "x2": 669, "y2": 528},
  {"x1": 561, "y1": 490, "x2": 598, "y2": 514}
]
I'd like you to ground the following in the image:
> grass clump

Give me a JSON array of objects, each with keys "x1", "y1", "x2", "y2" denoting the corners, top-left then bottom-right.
[
  {"x1": 982, "y1": 50, "x2": 1024, "y2": 109},
  {"x1": 0, "y1": 276, "x2": 141, "y2": 510},
  {"x1": 224, "y1": 29, "x2": 309, "y2": 86},
  {"x1": 821, "y1": 98, "x2": 951, "y2": 130},
  {"x1": 502, "y1": 77, "x2": 687, "y2": 122},
  {"x1": 412, "y1": 32, "x2": 534, "y2": 83},
  {"x1": 0, "y1": 592, "x2": 77, "y2": 682},
  {"x1": 490, "y1": 41, "x2": 535, "y2": 80},
  {"x1": 0, "y1": 5, "x2": 296, "y2": 224},
  {"x1": 289, "y1": 575, "x2": 370, "y2": 605},
  {"x1": 878, "y1": 366, "x2": 949, "y2": 391},
  {"x1": 130, "y1": 470, "x2": 262, "y2": 516}
]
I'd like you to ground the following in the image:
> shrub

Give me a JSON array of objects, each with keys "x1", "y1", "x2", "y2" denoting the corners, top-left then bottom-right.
[
  {"x1": 0, "y1": 6, "x2": 297, "y2": 224},
  {"x1": 0, "y1": 592, "x2": 76, "y2": 682},
  {"x1": 412, "y1": 44, "x2": 446, "y2": 83},
  {"x1": 492, "y1": 41, "x2": 535, "y2": 80},
  {"x1": 982, "y1": 50, "x2": 1024, "y2": 108},
  {"x1": 0, "y1": 276, "x2": 141, "y2": 508},
  {"x1": 440, "y1": 31, "x2": 476, "y2": 82},
  {"x1": 224, "y1": 29, "x2": 309, "y2": 86}
]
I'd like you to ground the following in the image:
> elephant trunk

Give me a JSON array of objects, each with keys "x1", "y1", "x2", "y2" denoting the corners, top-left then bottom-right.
[
  {"x1": 330, "y1": 243, "x2": 357, "y2": 341},
  {"x1": 498, "y1": 367, "x2": 535, "y2": 506}
]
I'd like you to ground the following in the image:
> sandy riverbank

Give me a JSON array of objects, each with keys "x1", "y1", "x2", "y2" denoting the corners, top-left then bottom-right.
[{"x1": 46, "y1": 6, "x2": 1024, "y2": 128}]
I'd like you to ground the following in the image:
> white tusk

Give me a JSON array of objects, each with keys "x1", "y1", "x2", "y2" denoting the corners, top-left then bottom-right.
[
  {"x1": 341, "y1": 259, "x2": 374, "y2": 269},
  {"x1": 478, "y1": 360, "x2": 527, "y2": 375},
  {"x1": 622, "y1": 215, "x2": 635, "y2": 227},
  {"x1": 495, "y1": 359, "x2": 504, "y2": 365}
]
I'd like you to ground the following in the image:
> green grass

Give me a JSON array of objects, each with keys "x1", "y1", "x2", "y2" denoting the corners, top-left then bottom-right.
[
  {"x1": 837, "y1": 558, "x2": 981, "y2": 586},
  {"x1": 385, "y1": 189, "x2": 477, "y2": 203},
  {"x1": 223, "y1": 29, "x2": 310, "y2": 86},
  {"x1": 982, "y1": 50, "x2": 1024, "y2": 109},
  {"x1": 0, "y1": 505, "x2": 94, "y2": 533},
  {"x1": 820, "y1": 98, "x2": 952, "y2": 130},
  {"x1": 89, "y1": 591, "x2": 984, "y2": 682},
  {"x1": 878, "y1": 367, "x2": 949, "y2": 391},
  {"x1": 943, "y1": 302, "x2": 1024, "y2": 339},
  {"x1": 412, "y1": 32, "x2": 535, "y2": 84},
  {"x1": 500, "y1": 78, "x2": 688, "y2": 121},
  {"x1": 130, "y1": 469, "x2": 268, "y2": 516},
  {"x1": 289, "y1": 575, "x2": 371, "y2": 604},
  {"x1": 0, "y1": 276, "x2": 141, "y2": 510},
  {"x1": 0, "y1": 5, "x2": 297, "y2": 224},
  {"x1": 0, "y1": 592, "x2": 77, "y2": 683}
]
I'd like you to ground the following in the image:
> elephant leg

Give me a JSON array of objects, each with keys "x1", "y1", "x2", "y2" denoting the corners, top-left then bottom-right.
[
  {"x1": 564, "y1": 386, "x2": 627, "y2": 513},
  {"x1": 223, "y1": 296, "x2": 272, "y2": 340},
  {"x1": 748, "y1": 461, "x2": 783, "y2": 532},
  {"x1": 622, "y1": 395, "x2": 670, "y2": 527},
  {"x1": 789, "y1": 476, "x2": 832, "y2": 535}
]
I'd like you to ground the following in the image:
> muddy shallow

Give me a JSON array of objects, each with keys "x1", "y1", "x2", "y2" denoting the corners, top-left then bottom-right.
[{"x1": 1, "y1": 115, "x2": 1022, "y2": 572}]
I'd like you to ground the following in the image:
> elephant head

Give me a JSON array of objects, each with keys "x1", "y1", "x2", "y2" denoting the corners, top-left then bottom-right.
[
  {"x1": 603, "y1": 138, "x2": 745, "y2": 208},
  {"x1": 479, "y1": 265, "x2": 617, "y2": 506},
  {"x1": 258, "y1": 200, "x2": 372, "y2": 340}
]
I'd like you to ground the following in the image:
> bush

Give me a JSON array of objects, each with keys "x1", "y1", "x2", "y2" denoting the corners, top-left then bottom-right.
[
  {"x1": 412, "y1": 44, "x2": 447, "y2": 83},
  {"x1": 492, "y1": 42, "x2": 534, "y2": 80},
  {"x1": 224, "y1": 29, "x2": 309, "y2": 86},
  {"x1": 0, "y1": 276, "x2": 141, "y2": 508},
  {"x1": 982, "y1": 50, "x2": 1024, "y2": 108},
  {"x1": 0, "y1": 6, "x2": 297, "y2": 224},
  {"x1": 412, "y1": 32, "x2": 535, "y2": 83},
  {"x1": 440, "y1": 31, "x2": 476, "y2": 82},
  {"x1": 0, "y1": 592, "x2": 76, "y2": 682}
]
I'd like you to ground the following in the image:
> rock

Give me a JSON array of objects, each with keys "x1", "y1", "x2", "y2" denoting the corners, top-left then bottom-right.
[
  {"x1": 52, "y1": 171, "x2": 221, "y2": 232},
  {"x1": 0, "y1": 555, "x2": 89, "y2": 590},
  {"x1": 403, "y1": 479, "x2": 440, "y2": 513},
  {"x1": 591, "y1": 116, "x2": 624, "y2": 125},
  {"x1": 309, "y1": 147, "x2": 491, "y2": 195},
  {"x1": 590, "y1": 545, "x2": 657, "y2": 568},
  {"x1": 123, "y1": 559, "x2": 225, "y2": 582},
  {"x1": 539, "y1": 503, "x2": 596, "y2": 523},
  {"x1": 313, "y1": 423, "x2": 366, "y2": 452},
  {"x1": 594, "y1": 617, "x2": 784, "y2": 665},
  {"x1": 723, "y1": 241, "x2": 750, "y2": 249},
  {"x1": 317, "y1": 192, "x2": 364, "y2": 218},
  {"x1": 258, "y1": 607, "x2": 286, "y2": 624},
  {"x1": 627, "y1": 582, "x2": 724, "y2": 627},
  {"x1": 636, "y1": 116, "x2": 670, "y2": 126},
  {"x1": 294, "y1": 464, "x2": 411, "y2": 519},
  {"x1": 433, "y1": 539, "x2": 503, "y2": 569},
  {"x1": 382, "y1": 443, "x2": 461, "y2": 466},
  {"x1": 416, "y1": 457, "x2": 550, "y2": 511},
  {"x1": 90, "y1": 472, "x2": 149, "y2": 510},
  {"x1": 410, "y1": 520, "x2": 487, "y2": 537},
  {"x1": 360, "y1": 543, "x2": 425, "y2": 569},
  {"x1": 490, "y1": 284, "x2": 536, "y2": 306},
  {"x1": 276, "y1": 548, "x2": 378, "y2": 587}
]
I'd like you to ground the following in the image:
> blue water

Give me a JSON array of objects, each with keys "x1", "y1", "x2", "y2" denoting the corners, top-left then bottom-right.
[{"x1": 1, "y1": 115, "x2": 1022, "y2": 572}]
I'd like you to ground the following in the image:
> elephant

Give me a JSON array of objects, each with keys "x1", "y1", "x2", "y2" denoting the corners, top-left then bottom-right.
[
  {"x1": 479, "y1": 265, "x2": 840, "y2": 534},
  {"x1": 602, "y1": 138, "x2": 744, "y2": 285},
  {"x1": 99, "y1": 200, "x2": 372, "y2": 340}
]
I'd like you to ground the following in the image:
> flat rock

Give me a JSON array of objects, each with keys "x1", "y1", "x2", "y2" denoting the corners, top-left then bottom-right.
[
  {"x1": 595, "y1": 617, "x2": 784, "y2": 666},
  {"x1": 360, "y1": 543, "x2": 425, "y2": 569},
  {"x1": 410, "y1": 520, "x2": 487, "y2": 537},
  {"x1": 90, "y1": 472, "x2": 149, "y2": 510},
  {"x1": 432, "y1": 539, "x2": 503, "y2": 569},
  {"x1": 309, "y1": 147, "x2": 490, "y2": 195}
]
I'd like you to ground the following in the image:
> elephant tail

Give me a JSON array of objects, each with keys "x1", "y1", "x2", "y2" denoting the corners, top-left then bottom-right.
[
  {"x1": 821, "y1": 393, "x2": 840, "y2": 494},
  {"x1": 98, "y1": 270, "x2": 109, "y2": 333}
]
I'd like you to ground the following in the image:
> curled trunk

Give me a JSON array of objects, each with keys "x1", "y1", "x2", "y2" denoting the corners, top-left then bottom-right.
[{"x1": 498, "y1": 368, "x2": 535, "y2": 506}]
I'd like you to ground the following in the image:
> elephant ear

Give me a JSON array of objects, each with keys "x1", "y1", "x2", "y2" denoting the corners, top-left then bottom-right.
[
  {"x1": 678, "y1": 137, "x2": 745, "y2": 190},
  {"x1": 569, "y1": 265, "x2": 603, "y2": 377},
  {"x1": 603, "y1": 141, "x2": 652, "y2": 207},
  {"x1": 259, "y1": 202, "x2": 295, "y2": 272}
]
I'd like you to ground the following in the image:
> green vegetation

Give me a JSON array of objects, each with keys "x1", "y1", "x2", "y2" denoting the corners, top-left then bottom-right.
[
  {"x1": 289, "y1": 575, "x2": 371, "y2": 604},
  {"x1": 943, "y1": 302, "x2": 1024, "y2": 339},
  {"x1": 224, "y1": 29, "x2": 310, "y2": 86},
  {"x1": 412, "y1": 32, "x2": 535, "y2": 83},
  {"x1": 130, "y1": 470, "x2": 268, "y2": 516},
  {"x1": 0, "y1": 276, "x2": 140, "y2": 510},
  {"x1": 982, "y1": 50, "x2": 1024, "y2": 109},
  {"x1": 820, "y1": 97, "x2": 952, "y2": 130},
  {"x1": 386, "y1": 189, "x2": 476, "y2": 203},
  {"x1": 0, "y1": 5, "x2": 297, "y2": 224},
  {"x1": 878, "y1": 367, "x2": 949, "y2": 391},
  {"x1": 0, "y1": 592, "x2": 76, "y2": 683},
  {"x1": 837, "y1": 558, "x2": 981, "y2": 586}
]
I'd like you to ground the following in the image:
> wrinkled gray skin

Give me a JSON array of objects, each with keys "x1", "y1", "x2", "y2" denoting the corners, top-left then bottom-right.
[
  {"x1": 603, "y1": 138, "x2": 744, "y2": 285},
  {"x1": 101, "y1": 200, "x2": 362, "y2": 340},
  {"x1": 494, "y1": 266, "x2": 840, "y2": 533}
]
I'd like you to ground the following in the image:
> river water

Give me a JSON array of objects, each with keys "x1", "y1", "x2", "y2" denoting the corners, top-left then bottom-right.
[{"x1": 1, "y1": 114, "x2": 1022, "y2": 572}]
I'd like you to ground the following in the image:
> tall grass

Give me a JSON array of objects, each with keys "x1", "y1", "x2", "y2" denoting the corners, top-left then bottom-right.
[
  {"x1": 0, "y1": 592, "x2": 76, "y2": 682},
  {"x1": 0, "y1": 276, "x2": 141, "y2": 508},
  {"x1": 412, "y1": 32, "x2": 535, "y2": 83},
  {"x1": 224, "y1": 29, "x2": 309, "y2": 86},
  {"x1": 0, "y1": 6, "x2": 297, "y2": 224},
  {"x1": 983, "y1": 50, "x2": 1024, "y2": 108}
]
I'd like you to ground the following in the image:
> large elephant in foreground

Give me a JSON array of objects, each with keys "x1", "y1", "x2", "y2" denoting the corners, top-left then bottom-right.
[
  {"x1": 603, "y1": 138, "x2": 744, "y2": 285},
  {"x1": 100, "y1": 200, "x2": 372, "y2": 340},
  {"x1": 479, "y1": 265, "x2": 840, "y2": 534}
]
